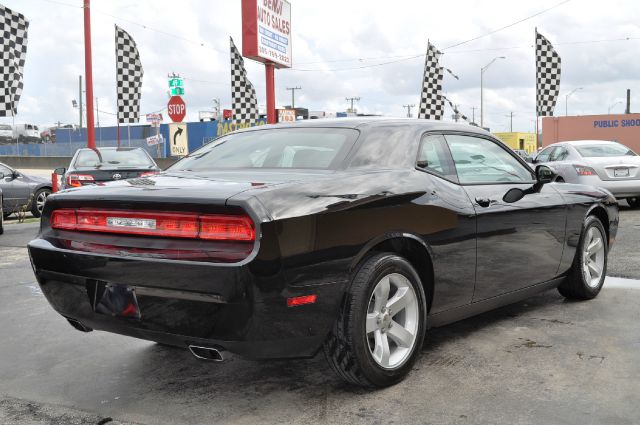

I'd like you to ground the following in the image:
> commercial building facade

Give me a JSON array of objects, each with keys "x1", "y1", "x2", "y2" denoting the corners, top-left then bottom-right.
[
  {"x1": 493, "y1": 132, "x2": 537, "y2": 154},
  {"x1": 542, "y1": 113, "x2": 640, "y2": 152}
]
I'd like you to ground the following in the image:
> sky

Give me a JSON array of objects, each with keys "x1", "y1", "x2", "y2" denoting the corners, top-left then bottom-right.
[{"x1": 2, "y1": 0, "x2": 640, "y2": 133}]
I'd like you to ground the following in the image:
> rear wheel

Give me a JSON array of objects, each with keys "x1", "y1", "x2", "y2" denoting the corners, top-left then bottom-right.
[
  {"x1": 627, "y1": 197, "x2": 640, "y2": 209},
  {"x1": 558, "y1": 215, "x2": 607, "y2": 300},
  {"x1": 324, "y1": 253, "x2": 427, "y2": 388},
  {"x1": 30, "y1": 188, "x2": 51, "y2": 218}
]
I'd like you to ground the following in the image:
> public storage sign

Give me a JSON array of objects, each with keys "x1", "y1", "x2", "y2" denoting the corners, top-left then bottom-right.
[{"x1": 242, "y1": 0, "x2": 292, "y2": 68}]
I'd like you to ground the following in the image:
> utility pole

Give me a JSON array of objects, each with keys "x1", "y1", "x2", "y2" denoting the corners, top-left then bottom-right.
[
  {"x1": 403, "y1": 104, "x2": 415, "y2": 118},
  {"x1": 453, "y1": 105, "x2": 461, "y2": 122},
  {"x1": 471, "y1": 106, "x2": 477, "y2": 124},
  {"x1": 95, "y1": 97, "x2": 100, "y2": 127},
  {"x1": 346, "y1": 97, "x2": 360, "y2": 113},
  {"x1": 286, "y1": 86, "x2": 301, "y2": 109},
  {"x1": 78, "y1": 75, "x2": 83, "y2": 129},
  {"x1": 505, "y1": 112, "x2": 514, "y2": 132},
  {"x1": 213, "y1": 98, "x2": 220, "y2": 119}
]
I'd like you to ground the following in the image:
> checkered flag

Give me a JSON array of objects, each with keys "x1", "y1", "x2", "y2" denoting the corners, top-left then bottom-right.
[
  {"x1": 115, "y1": 25, "x2": 143, "y2": 123},
  {"x1": 418, "y1": 42, "x2": 444, "y2": 120},
  {"x1": 230, "y1": 37, "x2": 259, "y2": 124},
  {"x1": 0, "y1": 4, "x2": 29, "y2": 117},
  {"x1": 536, "y1": 31, "x2": 561, "y2": 117}
]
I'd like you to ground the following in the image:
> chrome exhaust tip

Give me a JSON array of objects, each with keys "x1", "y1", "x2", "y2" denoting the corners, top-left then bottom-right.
[{"x1": 188, "y1": 345, "x2": 226, "y2": 362}]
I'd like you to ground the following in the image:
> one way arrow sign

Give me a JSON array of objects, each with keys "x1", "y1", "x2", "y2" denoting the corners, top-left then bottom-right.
[{"x1": 169, "y1": 123, "x2": 188, "y2": 156}]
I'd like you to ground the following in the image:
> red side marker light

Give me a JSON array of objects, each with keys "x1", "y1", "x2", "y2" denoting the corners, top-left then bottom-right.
[{"x1": 287, "y1": 294, "x2": 317, "y2": 307}]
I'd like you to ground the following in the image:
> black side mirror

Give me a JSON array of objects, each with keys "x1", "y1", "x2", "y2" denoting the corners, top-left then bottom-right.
[
  {"x1": 536, "y1": 165, "x2": 556, "y2": 184},
  {"x1": 54, "y1": 167, "x2": 66, "y2": 175},
  {"x1": 525, "y1": 156, "x2": 533, "y2": 163},
  {"x1": 11, "y1": 171, "x2": 19, "y2": 179},
  {"x1": 503, "y1": 187, "x2": 526, "y2": 203}
]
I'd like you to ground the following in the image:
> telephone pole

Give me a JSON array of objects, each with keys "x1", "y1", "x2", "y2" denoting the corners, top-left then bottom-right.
[
  {"x1": 346, "y1": 97, "x2": 360, "y2": 113},
  {"x1": 403, "y1": 104, "x2": 415, "y2": 118},
  {"x1": 471, "y1": 106, "x2": 477, "y2": 124},
  {"x1": 505, "y1": 112, "x2": 514, "y2": 132},
  {"x1": 286, "y1": 86, "x2": 302, "y2": 108},
  {"x1": 78, "y1": 75, "x2": 83, "y2": 129}
]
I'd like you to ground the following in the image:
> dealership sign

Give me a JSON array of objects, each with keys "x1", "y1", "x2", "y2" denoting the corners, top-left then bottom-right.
[
  {"x1": 242, "y1": 0, "x2": 292, "y2": 68},
  {"x1": 278, "y1": 108, "x2": 295, "y2": 123},
  {"x1": 594, "y1": 118, "x2": 640, "y2": 128}
]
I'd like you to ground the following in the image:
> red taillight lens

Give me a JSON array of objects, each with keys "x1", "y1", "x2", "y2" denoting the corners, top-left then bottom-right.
[
  {"x1": 139, "y1": 171, "x2": 159, "y2": 177},
  {"x1": 574, "y1": 165, "x2": 596, "y2": 176},
  {"x1": 50, "y1": 209, "x2": 255, "y2": 241},
  {"x1": 287, "y1": 295, "x2": 317, "y2": 307},
  {"x1": 67, "y1": 173, "x2": 95, "y2": 187}
]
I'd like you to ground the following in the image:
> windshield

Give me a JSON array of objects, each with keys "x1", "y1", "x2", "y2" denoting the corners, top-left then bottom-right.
[
  {"x1": 75, "y1": 149, "x2": 154, "y2": 168},
  {"x1": 576, "y1": 143, "x2": 636, "y2": 157},
  {"x1": 170, "y1": 128, "x2": 359, "y2": 171}
]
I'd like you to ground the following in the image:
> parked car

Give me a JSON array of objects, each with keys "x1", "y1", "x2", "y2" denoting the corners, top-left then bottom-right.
[
  {"x1": 14, "y1": 123, "x2": 42, "y2": 143},
  {"x1": 29, "y1": 119, "x2": 618, "y2": 388},
  {"x1": 533, "y1": 140, "x2": 640, "y2": 208},
  {"x1": 0, "y1": 124, "x2": 13, "y2": 144},
  {"x1": 0, "y1": 162, "x2": 52, "y2": 218},
  {"x1": 513, "y1": 149, "x2": 532, "y2": 162},
  {"x1": 56, "y1": 147, "x2": 160, "y2": 190}
]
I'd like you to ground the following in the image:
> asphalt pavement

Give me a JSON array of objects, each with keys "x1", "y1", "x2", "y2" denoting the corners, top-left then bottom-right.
[{"x1": 0, "y1": 207, "x2": 638, "y2": 424}]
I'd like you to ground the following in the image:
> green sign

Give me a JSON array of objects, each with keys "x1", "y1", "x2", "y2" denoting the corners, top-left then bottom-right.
[
  {"x1": 170, "y1": 87, "x2": 184, "y2": 96},
  {"x1": 168, "y1": 78, "x2": 183, "y2": 88}
]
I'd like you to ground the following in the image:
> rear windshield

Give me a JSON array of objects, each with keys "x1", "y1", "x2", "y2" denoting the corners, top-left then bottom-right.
[
  {"x1": 75, "y1": 149, "x2": 154, "y2": 168},
  {"x1": 170, "y1": 128, "x2": 359, "y2": 171},
  {"x1": 576, "y1": 143, "x2": 636, "y2": 157}
]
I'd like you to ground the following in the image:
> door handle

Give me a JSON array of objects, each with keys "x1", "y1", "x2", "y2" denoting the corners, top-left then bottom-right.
[{"x1": 475, "y1": 197, "x2": 492, "y2": 208}]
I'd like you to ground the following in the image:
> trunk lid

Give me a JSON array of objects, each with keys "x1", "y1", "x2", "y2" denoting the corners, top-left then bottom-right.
[{"x1": 586, "y1": 156, "x2": 640, "y2": 181}]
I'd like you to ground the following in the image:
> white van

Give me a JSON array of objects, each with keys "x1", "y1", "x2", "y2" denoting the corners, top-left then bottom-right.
[{"x1": 14, "y1": 124, "x2": 42, "y2": 143}]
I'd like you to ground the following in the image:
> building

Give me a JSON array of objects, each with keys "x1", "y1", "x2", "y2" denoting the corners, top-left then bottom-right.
[
  {"x1": 542, "y1": 113, "x2": 640, "y2": 152},
  {"x1": 493, "y1": 132, "x2": 537, "y2": 154}
]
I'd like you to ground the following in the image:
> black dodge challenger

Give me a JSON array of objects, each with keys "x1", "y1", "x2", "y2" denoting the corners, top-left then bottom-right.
[{"x1": 28, "y1": 119, "x2": 618, "y2": 387}]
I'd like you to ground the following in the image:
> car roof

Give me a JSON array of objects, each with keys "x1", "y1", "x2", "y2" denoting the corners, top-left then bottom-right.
[
  {"x1": 229, "y1": 117, "x2": 495, "y2": 137},
  {"x1": 76, "y1": 147, "x2": 142, "y2": 152}
]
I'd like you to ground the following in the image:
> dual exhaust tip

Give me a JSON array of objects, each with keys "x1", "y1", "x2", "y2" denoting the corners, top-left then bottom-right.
[{"x1": 188, "y1": 345, "x2": 227, "y2": 362}]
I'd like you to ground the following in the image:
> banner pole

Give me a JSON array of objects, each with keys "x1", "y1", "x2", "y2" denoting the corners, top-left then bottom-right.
[
  {"x1": 534, "y1": 28, "x2": 539, "y2": 149},
  {"x1": 83, "y1": 0, "x2": 96, "y2": 149}
]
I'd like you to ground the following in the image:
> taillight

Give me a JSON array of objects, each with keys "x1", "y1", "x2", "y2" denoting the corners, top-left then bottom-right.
[
  {"x1": 574, "y1": 165, "x2": 597, "y2": 176},
  {"x1": 51, "y1": 209, "x2": 255, "y2": 241},
  {"x1": 67, "y1": 173, "x2": 95, "y2": 187},
  {"x1": 139, "y1": 171, "x2": 159, "y2": 177}
]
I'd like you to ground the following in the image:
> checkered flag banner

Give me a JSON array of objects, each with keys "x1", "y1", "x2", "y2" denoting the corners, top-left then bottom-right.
[
  {"x1": 0, "y1": 4, "x2": 29, "y2": 117},
  {"x1": 230, "y1": 37, "x2": 259, "y2": 124},
  {"x1": 115, "y1": 25, "x2": 143, "y2": 123},
  {"x1": 443, "y1": 95, "x2": 469, "y2": 122},
  {"x1": 418, "y1": 42, "x2": 444, "y2": 120},
  {"x1": 536, "y1": 31, "x2": 561, "y2": 117}
]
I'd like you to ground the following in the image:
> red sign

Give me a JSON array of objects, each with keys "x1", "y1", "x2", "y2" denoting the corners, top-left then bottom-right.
[
  {"x1": 242, "y1": 0, "x2": 292, "y2": 69},
  {"x1": 223, "y1": 109, "x2": 232, "y2": 120},
  {"x1": 167, "y1": 96, "x2": 186, "y2": 123}
]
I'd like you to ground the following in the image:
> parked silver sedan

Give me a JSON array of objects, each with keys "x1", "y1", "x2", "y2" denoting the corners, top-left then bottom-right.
[{"x1": 533, "y1": 140, "x2": 640, "y2": 208}]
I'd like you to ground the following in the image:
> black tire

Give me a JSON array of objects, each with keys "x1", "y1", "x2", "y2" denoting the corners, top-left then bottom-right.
[
  {"x1": 558, "y1": 215, "x2": 608, "y2": 300},
  {"x1": 30, "y1": 188, "x2": 51, "y2": 218},
  {"x1": 323, "y1": 253, "x2": 427, "y2": 388},
  {"x1": 627, "y1": 197, "x2": 640, "y2": 209}
]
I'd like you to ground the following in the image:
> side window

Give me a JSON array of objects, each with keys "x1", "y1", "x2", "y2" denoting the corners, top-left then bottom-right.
[
  {"x1": 416, "y1": 134, "x2": 458, "y2": 182},
  {"x1": 550, "y1": 147, "x2": 568, "y2": 161},
  {"x1": 445, "y1": 135, "x2": 534, "y2": 184},
  {"x1": 535, "y1": 146, "x2": 555, "y2": 163},
  {"x1": 0, "y1": 164, "x2": 11, "y2": 176}
]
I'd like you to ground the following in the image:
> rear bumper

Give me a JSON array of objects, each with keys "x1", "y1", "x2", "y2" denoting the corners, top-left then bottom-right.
[
  {"x1": 576, "y1": 176, "x2": 640, "y2": 198},
  {"x1": 28, "y1": 238, "x2": 345, "y2": 359}
]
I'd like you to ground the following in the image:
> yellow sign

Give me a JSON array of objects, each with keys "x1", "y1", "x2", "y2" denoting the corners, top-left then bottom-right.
[{"x1": 169, "y1": 123, "x2": 188, "y2": 156}]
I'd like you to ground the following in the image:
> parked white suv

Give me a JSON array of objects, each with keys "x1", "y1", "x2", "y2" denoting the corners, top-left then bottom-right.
[
  {"x1": 0, "y1": 124, "x2": 12, "y2": 144},
  {"x1": 14, "y1": 124, "x2": 42, "y2": 143}
]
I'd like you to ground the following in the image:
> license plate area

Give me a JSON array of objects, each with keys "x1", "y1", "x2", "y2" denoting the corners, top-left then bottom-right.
[
  {"x1": 614, "y1": 168, "x2": 630, "y2": 177},
  {"x1": 86, "y1": 279, "x2": 141, "y2": 319}
]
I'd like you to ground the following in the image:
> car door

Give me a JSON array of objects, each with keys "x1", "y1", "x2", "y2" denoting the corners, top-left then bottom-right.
[
  {"x1": 444, "y1": 134, "x2": 567, "y2": 301},
  {"x1": 0, "y1": 164, "x2": 31, "y2": 211}
]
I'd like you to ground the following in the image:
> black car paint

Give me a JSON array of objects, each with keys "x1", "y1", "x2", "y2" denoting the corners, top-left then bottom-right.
[{"x1": 28, "y1": 119, "x2": 619, "y2": 359}]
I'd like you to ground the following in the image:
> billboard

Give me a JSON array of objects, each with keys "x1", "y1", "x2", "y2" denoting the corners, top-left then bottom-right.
[{"x1": 242, "y1": 0, "x2": 292, "y2": 68}]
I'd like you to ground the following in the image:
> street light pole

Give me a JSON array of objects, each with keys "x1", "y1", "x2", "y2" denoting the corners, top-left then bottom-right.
[
  {"x1": 480, "y1": 56, "x2": 506, "y2": 128},
  {"x1": 565, "y1": 87, "x2": 583, "y2": 116}
]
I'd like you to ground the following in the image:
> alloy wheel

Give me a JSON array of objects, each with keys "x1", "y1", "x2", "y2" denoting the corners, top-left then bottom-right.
[
  {"x1": 36, "y1": 191, "x2": 49, "y2": 214},
  {"x1": 582, "y1": 226, "x2": 605, "y2": 288},
  {"x1": 366, "y1": 273, "x2": 419, "y2": 369}
]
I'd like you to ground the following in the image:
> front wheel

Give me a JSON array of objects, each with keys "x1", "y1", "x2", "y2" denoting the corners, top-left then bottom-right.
[
  {"x1": 324, "y1": 253, "x2": 427, "y2": 388},
  {"x1": 30, "y1": 188, "x2": 51, "y2": 218},
  {"x1": 627, "y1": 197, "x2": 640, "y2": 209},
  {"x1": 558, "y1": 215, "x2": 608, "y2": 300}
]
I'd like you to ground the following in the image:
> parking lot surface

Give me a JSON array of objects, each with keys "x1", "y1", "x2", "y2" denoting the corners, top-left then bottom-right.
[{"x1": 0, "y1": 207, "x2": 639, "y2": 425}]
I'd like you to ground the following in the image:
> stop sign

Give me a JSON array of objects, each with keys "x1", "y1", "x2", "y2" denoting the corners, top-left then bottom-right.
[{"x1": 167, "y1": 96, "x2": 186, "y2": 122}]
